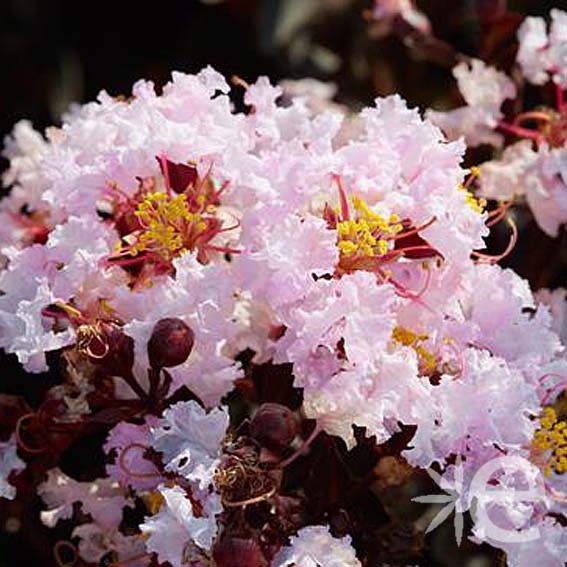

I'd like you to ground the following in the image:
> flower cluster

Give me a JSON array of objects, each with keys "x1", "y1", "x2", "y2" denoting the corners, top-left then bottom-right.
[
  {"x1": 0, "y1": 41, "x2": 566, "y2": 566},
  {"x1": 428, "y1": 9, "x2": 567, "y2": 238}
]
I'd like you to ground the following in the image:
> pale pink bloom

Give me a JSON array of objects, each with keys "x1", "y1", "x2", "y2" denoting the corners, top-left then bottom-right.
[
  {"x1": 338, "y1": 95, "x2": 488, "y2": 259},
  {"x1": 0, "y1": 434, "x2": 25, "y2": 500},
  {"x1": 517, "y1": 10, "x2": 567, "y2": 88},
  {"x1": 0, "y1": 216, "x2": 121, "y2": 372},
  {"x1": 226, "y1": 292, "x2": 280, "y2": 364},
  {"x1": 372, "y1": 0, "x2": 431, "y2": 34},
  {"x1": 478, "y1": 141, "x2": 539, "y2": 201},
  {"x1": 38, "y1": 469, "x2": 131, "y2": 528},
  {"x1": 0, "y1": 121, "x2": 52, "y2": 249},
  {"x1": 72, "y1": 524, "x2": 147, "y2": 565},
  {"x1": 236, "y1": 214, "x2": 338, "y2": 310},
  {"x1": 479, "y1": 143, "x2": 567, "y2": 237},
  {"x1": 104, "y1": 418, "x2": 161, "y2": 491},
  {"x1": 535, "y1": 288, "x2": 567, "y2": 345},
  {"x1": 0, "y1": 277, "x2": 74, "y2": 373},
  {"x1": 517, "y1": 16, "x2": 551, "y2": 85},
  {"x1": 454, "y1": 264, "x2": 561, "y2": 367},
  {"x1": 140, "y1": 484, "x2": 221, "y2": 567},
  {"x1": 483, "y1": 517, "x2": 567, "y2": 567},
  {"x1": 150, "y1": 400, "x2": 228, "y2": 490},
  {"x1": 428, "y1": 59, "x2": 516, "y2": 147},
  {"x1": 116, "y1": 255, "x2": 241, "y2": 406},
  {"x1": 407, "y1": 349, "x2": 538, "y2": 468},
  {"x1": 274, "y1": 525, "x2": 361, "y2": 567},
  {"x1": 525, "y1": 147, "x2": 567, "y2": 237}
]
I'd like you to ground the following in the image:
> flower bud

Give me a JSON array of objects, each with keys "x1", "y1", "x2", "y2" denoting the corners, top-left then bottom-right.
[
  {"x1": 249, "y1": 403, "x2": 297, "y2": 450},
  {"x1": 213, "y1": 536, "x2": 268, "y2": 567},
  {"x1": 147, "y1": 318, "x2": 194, "y2": 369}
]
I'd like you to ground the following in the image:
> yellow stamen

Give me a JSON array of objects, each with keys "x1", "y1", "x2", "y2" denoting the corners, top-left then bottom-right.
[
  {"x1": 130, "y1": 192, "x2": 194, "y2": 259},
  {"x1": 392, "y1": 326, "x2": 436, "y2": 374},
  {"x1": 533, "y1": 407, "x2": 567, "y2": 476},
  {"x1": 336, "y1": 195, "x2": 399, "y2": 261}
]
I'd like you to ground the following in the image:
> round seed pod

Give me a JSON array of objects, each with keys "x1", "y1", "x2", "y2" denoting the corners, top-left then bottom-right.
[{"x1": 147, "y1": 317, "x2": 195, "y2": 369}]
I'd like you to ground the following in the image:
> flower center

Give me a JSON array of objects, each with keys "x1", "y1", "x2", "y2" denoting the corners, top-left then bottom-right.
[
  {"x1": 392, "y1": 326, "x2": 437, "y2": 375},
  {"x1": 336, "y1": 196, "x2": 403, "y2": 259},
  {"x1": 131, "y1": 192, "x2": 210, "y2": 260},
  {"x1": 533, "y1": 407, "x2": 567, "y2": 476},
  {"x1": 324, "y1": 178, "x2": 439, "y2": 277},
  {"x1": 105, "y1": 157, "x2": 238, "y2": 277}
]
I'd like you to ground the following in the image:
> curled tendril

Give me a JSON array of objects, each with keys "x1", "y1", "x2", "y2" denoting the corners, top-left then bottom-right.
[
  {"x1": 53, "y1": 540, "x2": 78, "y2": 567},
  {"x1": 472, "y1": 215, "x2": 518, "y2": 264},
  {"x1": 215, "y1": 454, "x2": 277, "y2": 509},
  {"x1": 76, "y1": 322, "x2": 110, "y2": 359},
  {"x1": 15, "y1": 413, "x2": 47, "y2": 454},
  {"x1": 486, "y1": 201, "x2": 513, "y2": 228},
  {"x1": 118, "y1": 443, "x2": 162, "y2": 479},
  {"x1": 221, "y1": 484, "x2": 277, "y2": 508},
  {"x1": 279, "y1": 424, "x2": 322, "y2": 468},
  {"x1": 513, "y1": 111, "x2": 552, "y2": 126}
]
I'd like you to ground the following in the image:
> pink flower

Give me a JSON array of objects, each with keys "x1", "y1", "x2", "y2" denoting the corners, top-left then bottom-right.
[
  {"x1": 140, "y1": 485, "x2": 221, "y2": 567},
  {"x1": 0, "y1": 434, "x2": 25, "y2": 500},
  {"x1": 104, "y1": 418, "x2": 161, "y2": 491},
  {"x1": 372, "y1": 0, "x2": 431, "y2": 34},
  {"x1": 274, "y1": 525, "x2": 361, "y2": 566},
  {"x1": 518, "y1": 10, "x2": 567, "y2": 88},
  {"x1": 428, "y1": 59, "x2": 516, "y2": 147}
]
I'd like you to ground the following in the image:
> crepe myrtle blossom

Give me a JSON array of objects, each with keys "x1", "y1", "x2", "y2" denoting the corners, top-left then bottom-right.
[
  {"x1": 38, "y1": 469, "x2": 148, "y2": 565},
  {"x1": 517, "y1": 9, "x2": 567, "y2": 89},
  {"x1": 104, "y1": 416, "x2": 162, "y2": 491},
  {"x1": 0, "y1": 121, "x2": 52, "y2": 250},
  {"x1": 428, "y1": 12, "x2": 567, "y2": 237},
  {"x1": 140, "y1": 484, "x2": 222, "y2": 567},
  {"x1": 149, "y1": 400, "x2": 228, "y2": 489},
  {"x1": 370, "y1": 0, "x2": 432, "y2": 35},
  {"x1": 0, "y1": 434, "x2": 25, "y2": 500},
  {"x1": 536, "y1": 288, "x2": 567, "y2": 345},
  {"x1": 273, "y1": 525, "x2": 361, "y2": 566},
  {"x1": 38, "y1": 468, "x2": 133, "y2": 529},
  {"x1": 1, "y1": 64, "x2": 567, "y2": 567},
  {"x1": 427, "y1": 59, "x2": 517, "y2": 148}
]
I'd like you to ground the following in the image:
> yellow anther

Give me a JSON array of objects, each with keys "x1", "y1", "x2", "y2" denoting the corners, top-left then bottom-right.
[
  {"x1": 392, "y1": 326, "x2": 437, "y2": 375},
  {"x1": 338, "y1": 240, "x2": 358, "y2": 256},
  {"x1": 533, "y1": 407, "x2": 567, "y2": 476},
  {"x1": 145, "y1": 491, "x2": 165, "y2": 515},
  {"x1": 459, "y1": 185, "x2": 486, "y2": 215},
  {"x1": 336, "y1": 195, "x2": 400, "y2": 263},
  {"x1": 129, "y1": 192, "x2": 207, "y2": 259}
]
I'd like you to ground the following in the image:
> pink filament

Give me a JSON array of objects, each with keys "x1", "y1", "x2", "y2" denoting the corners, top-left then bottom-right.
[
  {"x1": 556, "y1": 84, "x2": 566, "y2": 115},
  {"x1": 158, "y1": 154, "x2": 172, "y2": 197},
  {"x1": 118, "y1": 443, "x2": 162, "y2": 479},
  {"x1": 513, "y1": 111, "x2": 552, "y2": 126},
  {"x1": 390, "y1": 216, "x2": 437, "y2": 240},
  {"x1": 333, "y1": 175, "x2": 350, "y2": 221},
  {"x1": 279, "y1": 423, "x2": 321, "y2": 468},
  {"x1": 472, "y1": 215, "x2": 518, "y2": 264},
  {"x1": 497, "y1": 121, "x2": 544, "y2": 143}
]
